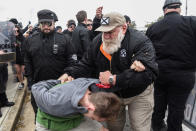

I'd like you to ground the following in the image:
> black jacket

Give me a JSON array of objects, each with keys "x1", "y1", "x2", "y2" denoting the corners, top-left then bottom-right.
[
  {"x1": 87, "y1": 17, "x2": 102, "y2": 41},
  {"x1": 71, "y1": 23, "x2": 91, "y2": 60},
  {"x1": 22, "y1": 24, "x2": 29, "y2": 34},
  {"x1": 62, "y1": 30, "x2": 74, "y2": 51},
  {"x1": 146, "y1": 12, "x2": 196, "y2": 72},
  {"x1": 15, "y1": 34, "x2": 25, "y2": 64},
  {"x1": 65, "y1": 28, "x2": 158, "y2": 98},
  {"x1": 25, "y1": 31, "x2": 76, "y2": 85},
  {"x1": 63, "y1": 29, "x2": 72, "y2": 39}
]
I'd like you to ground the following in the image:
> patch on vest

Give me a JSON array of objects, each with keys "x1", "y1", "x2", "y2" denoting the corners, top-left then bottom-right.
[
  {"x1": 120, "y1": 49, "x2": 127, "y2": 57},
  {"x1": 72, "y1": 54, "x2": 77, "y2": 60}
]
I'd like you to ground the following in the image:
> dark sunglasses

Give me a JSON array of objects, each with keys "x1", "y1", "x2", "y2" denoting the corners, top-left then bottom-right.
[
  {"x1": 87, "y1": 24, "x2": 92, "y2": 26},
  {"x1": 40, "y1": 21, "x2": 52, "y2": 26},
  {"x1": 68, "y1": 25, "x2": 75, "y2": 29},
  {"x1": 15, "y1": 30, "x2": 19, "y2": 33}
]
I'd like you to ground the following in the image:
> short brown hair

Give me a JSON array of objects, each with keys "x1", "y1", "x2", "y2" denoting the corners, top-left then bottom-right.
[
  {"x1": 76, "y1": 10, "x2": 87, "y2": 23},
  {"x1": 87, "y1": 19, "x2": 92, "y2": 22},
  {"x1": 89, "y1": 92, "x2": 122, "y2": 120}
]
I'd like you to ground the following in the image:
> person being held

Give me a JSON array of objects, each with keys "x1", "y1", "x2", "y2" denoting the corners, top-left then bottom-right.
[{"x1": 32, "y1": 78, "x2": 121, "y2": 131}]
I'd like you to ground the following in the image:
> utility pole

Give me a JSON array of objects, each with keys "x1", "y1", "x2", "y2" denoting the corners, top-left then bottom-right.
[{"x1": 185, "y1": 0, "x2": 188, "y2": 16}]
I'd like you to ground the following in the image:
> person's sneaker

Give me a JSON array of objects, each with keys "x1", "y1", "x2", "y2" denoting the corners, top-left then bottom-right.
[
  {"x1": 152, "y1": 121, "x2": 167, "y2": 131},
  {"x1": 18, "y1": 83, "x2": 24, "y2": 90}
]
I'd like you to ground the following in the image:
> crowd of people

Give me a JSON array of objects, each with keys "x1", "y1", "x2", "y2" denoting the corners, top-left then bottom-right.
[{"x1": 0, "y1": 0, "x2": 196, "y2": 131}]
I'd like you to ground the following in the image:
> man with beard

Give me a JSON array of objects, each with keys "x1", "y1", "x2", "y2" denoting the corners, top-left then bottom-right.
[
  {"x1": 24, "y1": 9, "x2": 76, "y2": 121},
  {"x1": 59, "y1": 12, "x2": 158, "y2": 131}
]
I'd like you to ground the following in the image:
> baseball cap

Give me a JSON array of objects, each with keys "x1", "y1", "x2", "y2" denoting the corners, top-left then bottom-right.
[{"x1": 95, "y1": 12, "x2": 126, "y2": 32}]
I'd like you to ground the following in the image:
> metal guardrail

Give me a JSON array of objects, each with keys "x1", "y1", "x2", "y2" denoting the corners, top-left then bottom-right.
[{"x1": 184, "y1": 73, "x2": 196, "y2": 130}]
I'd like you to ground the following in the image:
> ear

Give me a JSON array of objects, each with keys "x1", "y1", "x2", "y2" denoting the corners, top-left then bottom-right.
[
  {"x1": 122, "y1": 24, "x2": 127, "y2": 34},
  {"x1": 87, "y1": 103, "x2": 95, "y2": 112},
  {"x1": 84, "y1": 18, "x2": 88, "y2": 24}
]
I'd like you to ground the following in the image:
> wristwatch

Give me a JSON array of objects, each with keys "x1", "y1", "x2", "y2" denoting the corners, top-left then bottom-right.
[{"x1": 109, "y1": 75, "x2": 114, "y2": 85}]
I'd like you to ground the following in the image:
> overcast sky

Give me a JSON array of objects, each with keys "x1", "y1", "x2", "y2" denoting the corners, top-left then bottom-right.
[{"x1": 0, "y1": 0, "x2": 195, "y2": 30}]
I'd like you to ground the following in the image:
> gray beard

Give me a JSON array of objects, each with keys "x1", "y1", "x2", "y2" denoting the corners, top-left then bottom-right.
[{"x1": 102, "y1": 30, "x2": 125, "y2": 54}]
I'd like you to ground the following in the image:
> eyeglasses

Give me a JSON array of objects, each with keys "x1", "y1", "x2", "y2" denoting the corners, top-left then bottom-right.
[
  {"x1": 87, "y1": 24, "x2": 92, "y2": 26},
  {"x1": 40, "y1": 21, "x2": 52, "y2": 27}
]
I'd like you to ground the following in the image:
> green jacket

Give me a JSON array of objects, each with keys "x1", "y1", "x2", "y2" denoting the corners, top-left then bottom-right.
[{"x1": 36, "y1": 109, "x2": 84, "y2": 131}]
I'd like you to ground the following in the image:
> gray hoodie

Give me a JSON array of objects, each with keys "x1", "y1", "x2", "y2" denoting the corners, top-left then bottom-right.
[{"x1": 31, "y1": 78, "x2": 99, "y2": 117}]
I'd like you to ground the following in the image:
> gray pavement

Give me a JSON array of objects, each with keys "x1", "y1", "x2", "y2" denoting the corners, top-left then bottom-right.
[{"x1": 15, "y1": 92, "x2": 35, "y2": 131}]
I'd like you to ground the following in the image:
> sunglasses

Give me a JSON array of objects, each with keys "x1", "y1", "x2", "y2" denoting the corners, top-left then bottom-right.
[
  {"x1": 40, "y1": 21, "x2": 53, "y2": 27},
  {"x1": 68, "y1": 25, "x2": 75, "y2": 29},
  {"x1": 87, "y1": 24, "x2": 92, "y2": 26},
  {"x1": 15, "y1": 30, "x2": 19, "y2": 33}
]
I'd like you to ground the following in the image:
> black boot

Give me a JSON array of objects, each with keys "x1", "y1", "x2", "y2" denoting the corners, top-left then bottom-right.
[
  {"x1": 152, "y1": 121, "x2": 167, "y2": 131},
  {"x1": 0, "y1": 92, "x2": 15, "y2": 107}
]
